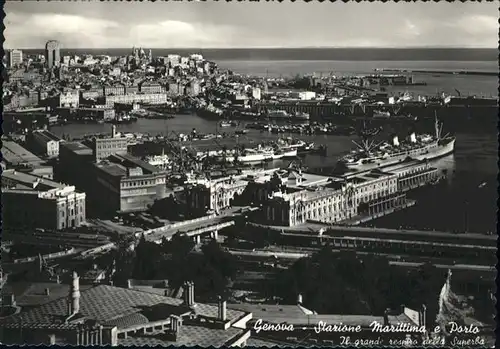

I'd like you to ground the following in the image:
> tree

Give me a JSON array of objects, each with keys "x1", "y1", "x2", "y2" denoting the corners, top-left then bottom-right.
[{"x1": 271, "y1": 247, "x2": 444, "y2": 317}]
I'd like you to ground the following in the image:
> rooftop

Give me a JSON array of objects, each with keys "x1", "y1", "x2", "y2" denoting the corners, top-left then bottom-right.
[
  {"x1": 2, "y1": 140, "x2": 43, "y2": 166},
  {"x1": 2, "y1": 282, "x2": 93, "y2": 308},
  {"x1": 32, "y1": 130, "x2": 62, "y2": 143},
  {"x1": 60, "y1": 141, "x2": 93, "y2": 155},
  {"x1": 0, "y1": 284, "x2": 250, "y2": 347},
  {"x1": 1, "y1": 284, "x2": 247, "y2": 328},
  {"x1": 119, "y1": 324, "x2": 245, "y2": 347},
  {"x1": 96, "y1": 153, "x2": 163, "y2": 178},
  {"x1": 2, "y1": 169, "x2": 65, "y2": 191}
]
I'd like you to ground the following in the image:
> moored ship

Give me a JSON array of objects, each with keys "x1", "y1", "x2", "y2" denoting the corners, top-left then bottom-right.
[
  {"x1": 197, "y1": 104, "x2": 224, "y2": 120},
  {"x1": 221, "y1": 145, "x2": 275, "y2": 163},
  {"x1": 214, "y1": 142, "x2": 298, "y2": 164},
  {"x1": 339, "y1": 116, "x2": 455, "y2": 171},
  {"x1": 144, "y1": 151, "x2": 172, "y2": 170},
  {"x1": 266, "y1": 110, "x2": 310, "y2": 121},
  {"x1": 219, "y1": 120, "x2": 232, "y2": 128}
]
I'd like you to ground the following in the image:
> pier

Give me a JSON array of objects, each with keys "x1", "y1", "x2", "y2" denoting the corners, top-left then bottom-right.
[{"x1": 378, "y1": 68, "x2": 498, "y2": 77}]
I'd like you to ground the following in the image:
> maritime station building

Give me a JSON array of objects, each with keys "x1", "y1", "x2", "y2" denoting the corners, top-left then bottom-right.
[
  {"x1": 186, "y1": 176, "x2": 248, "y2": 216},
  {"x1": 258, "y1": 170, "x2": 399, "y2": 226},
  {"x1": 185, "y1": 168, "x2": 280, "y2": 216},
  {"x1": 251, "y1": 159, "x2": 439, "y2": 227},
  {"x1": 2, "y1": 169, "x2": 86, "y2": 230}
]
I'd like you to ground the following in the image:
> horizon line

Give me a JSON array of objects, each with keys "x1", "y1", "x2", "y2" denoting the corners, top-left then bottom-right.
[{"x1": 6, "y1": 46, "x2": 497, "y2": 50}]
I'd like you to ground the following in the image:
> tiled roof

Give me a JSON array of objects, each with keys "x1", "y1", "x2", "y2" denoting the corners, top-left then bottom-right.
[
  {"x1": 119, "y1": 324, "x2": 245, "y2": 347},
  {"x1": 227, "y1": 303, "x2": 309, "y2": 323},
  {"x1": 2, "y1": 282, "x2": 93, "y2": 308},
  {"x1": 0, "y1": 284, "x2": 246, "y2": 329},
  {"x1": 103, "y1": 312, "x2": 150, "y2": 329}
]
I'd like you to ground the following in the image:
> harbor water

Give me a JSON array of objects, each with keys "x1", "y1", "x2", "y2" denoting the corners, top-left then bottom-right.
[
  {"x1": 49, "y1": 115, "x2": 498, "y2": 234},
  {"x1": 48, "y1": 56, "x2": 498, "y2": 234}
]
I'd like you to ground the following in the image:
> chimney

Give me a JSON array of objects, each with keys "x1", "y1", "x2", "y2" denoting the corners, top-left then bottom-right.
[
  {"x1": 184, "y1": 281, "x2": 195, "y2": 307},
  {"x1": 45, "y1": 288, "x2": 50, "y2": 296},
  {"x1": 183, "y1": 281, "x2": 190, "y2": 305},
  {"x1": 168, "y1": 315, "x2": 181, "y2": 341},
  {"x1": 410, "y1": 132, "x2": 417, "y2": 143},
  {"x1": 392, "y1": 135, "x2": 400, "y2": 147},
  {"x1": 217, "y1": 296, "x2": 227, "y2": 322},
  {"x1": 68, "y1": 271, "x2": 81, "y2": 316},
  {"x1": 127, "y1": 279, "x2": 132, "y2": 289},
  {"x1": 297, "y1": 294, "x2": 303, "y2": 305},
  {"x1": 383, "y1": 309, "x2": 390, "y2": 326},
  {"x1": 170, "y1": 315, "x2": 180, "y2": 332}
]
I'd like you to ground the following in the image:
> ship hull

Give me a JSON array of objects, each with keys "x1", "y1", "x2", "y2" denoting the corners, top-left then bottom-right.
[
  {"x1": 344, "y1": 138, "x2": 455, "y2": 171},
  {"x1": 222, "y1": 152, "x2": 274, "y2": 163},
  {"x1": 272, "y1": 149, "x2": 298, "y2": 160}
]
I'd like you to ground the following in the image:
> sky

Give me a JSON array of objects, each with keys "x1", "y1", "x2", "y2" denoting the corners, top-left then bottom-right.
[{"x1": 4, "y1": 1, "x2": 499, "y2": 49}]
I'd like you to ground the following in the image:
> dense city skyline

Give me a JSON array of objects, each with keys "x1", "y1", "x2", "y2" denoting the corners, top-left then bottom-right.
[{"x1": 5, "y1": 1, "x2": 498, "y2": 49}]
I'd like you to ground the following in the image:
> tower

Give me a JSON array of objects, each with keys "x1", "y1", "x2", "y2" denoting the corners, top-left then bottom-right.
[{"x1": 45, "y1": 40, "x2": 61, "y2": 69}]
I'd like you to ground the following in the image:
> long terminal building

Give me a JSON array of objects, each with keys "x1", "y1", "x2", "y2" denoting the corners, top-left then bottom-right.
[{"x1": 186, "y1": 159, "x2": 440, "y2": 227}]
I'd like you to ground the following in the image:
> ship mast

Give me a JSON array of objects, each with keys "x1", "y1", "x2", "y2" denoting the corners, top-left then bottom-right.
[
  {"x1": 434, "y1": 111, "x2": 442, "y2": 139},
  {"x1": 353, "y1": 121, "x2": 383, "y2": 154}
]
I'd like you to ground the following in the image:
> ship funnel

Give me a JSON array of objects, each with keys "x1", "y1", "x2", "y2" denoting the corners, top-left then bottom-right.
[
  {"x1": 410, "y1": 132, "x2": 417, "y2": 143},
  {"x1": 392, "y1": 135, "x2": 400, "y2": 147}
]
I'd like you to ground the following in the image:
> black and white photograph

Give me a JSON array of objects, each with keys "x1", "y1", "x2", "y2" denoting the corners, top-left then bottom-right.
[{"x1": 1, "y1": 1, "x2": 498, "y2": 347}]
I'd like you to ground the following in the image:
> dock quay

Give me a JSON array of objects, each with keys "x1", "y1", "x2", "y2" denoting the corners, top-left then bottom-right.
[
  {"x1": 250, "y1": 223, "x2": 496, "y2": 247},
  {"x1": 256, "y1": 100, "x2": 498, "y2": 120},
  {"x1": 378, "y1": 68, "x2": 498, "y2": 77},
  {"x1": 277, "y1": 232, "x2": 495, "y2": 263}
]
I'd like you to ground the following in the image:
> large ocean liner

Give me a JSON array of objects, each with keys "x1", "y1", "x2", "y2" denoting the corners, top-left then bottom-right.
[{"x1": 339, "y1": 116, "x2": 455, "y2": 170}]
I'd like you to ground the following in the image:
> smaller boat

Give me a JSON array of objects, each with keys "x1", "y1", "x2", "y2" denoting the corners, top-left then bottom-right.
[
  {"x1": 293, "y1": 112, "x2": 310, "y2": 121},
  {"x1": 373, "y1": 110, "x2": 391, "y2": 118},
  {"x1": 219, "y1": 121, "x2": 232, "y2": 128}
]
